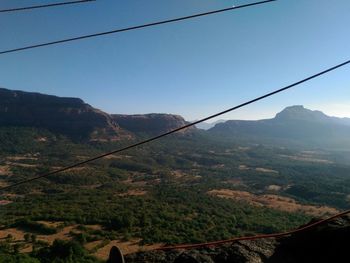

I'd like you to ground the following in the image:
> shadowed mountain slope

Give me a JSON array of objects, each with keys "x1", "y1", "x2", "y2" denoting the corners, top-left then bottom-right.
[
  {"x1": 112, "y1": 113, "x2": 196, "y2": 135},
  {"x1": 0, "y1": 88, "x2": 127, "y2": 141},
  {"x1": 208, "y1": 105, "x2": 350, "y2": 148}
]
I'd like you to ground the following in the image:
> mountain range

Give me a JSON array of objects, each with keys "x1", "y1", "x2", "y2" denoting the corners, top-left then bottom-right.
[
  {"x1": 208, "y1": 105, "x2": 350, "y2": 148},
  {"x1": 0, "y1": 88, "x2": 193, "y2": 141},
  {"x1": 1, "y1": 87, "x2": 349, "y2": 149}
]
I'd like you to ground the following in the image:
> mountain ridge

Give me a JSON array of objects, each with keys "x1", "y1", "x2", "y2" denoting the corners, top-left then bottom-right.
[
  {"x1": 208, "y1": 105, "x2": 350, "y2": 148},
  {"x1": 0, "y1": 88, "x2": 194, "y2": 140},
  {"x1": 112, "y1": 113, "x2": 196, "y2": 135}
]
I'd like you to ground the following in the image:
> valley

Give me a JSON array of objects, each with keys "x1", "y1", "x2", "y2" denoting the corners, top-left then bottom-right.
[{"x1": 0, "y1": 88, "x2": 349, "y2": 261}]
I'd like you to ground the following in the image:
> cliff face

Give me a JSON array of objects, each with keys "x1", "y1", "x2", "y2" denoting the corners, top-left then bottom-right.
[
  {"x1": 125, "y1": 215, "x2": 350, "y2": 263},
  {"x1": 112, "y1": 114, "x2": 196, "y2": 135},
  {"x1": 0, "y1": 88, "x2": 196, "y2": 141},
  {"x1": 0, "y1": 88, "x2": 127, "y2": 141}
]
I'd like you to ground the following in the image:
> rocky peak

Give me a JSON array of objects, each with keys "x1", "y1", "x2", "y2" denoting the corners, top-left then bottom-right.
[
  {"x1": 112, "y1": 113, "x2": 196, "y2": 135},
  {"x1": 274, "y1": 105, "x2": 329, "y2": 122}
]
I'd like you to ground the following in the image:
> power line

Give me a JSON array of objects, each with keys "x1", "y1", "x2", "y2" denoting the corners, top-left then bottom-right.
[
  {"x1": 0, "y1": 0, "x2": 276, "y2": 55},
  {"x1": 0, "y1": 0, "x2": 95, "y2": 13},
  {"x1": 156, "y1": 209, "x2": 350, "y2": 250},
  {"x1": 1, "y1": 58, "x2": 349, "y2": 192}
]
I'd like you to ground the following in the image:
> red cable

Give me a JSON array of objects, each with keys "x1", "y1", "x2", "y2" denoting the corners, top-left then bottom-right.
[{"x1": 155, "y1": 209, "x2": 350, "y2": 251}]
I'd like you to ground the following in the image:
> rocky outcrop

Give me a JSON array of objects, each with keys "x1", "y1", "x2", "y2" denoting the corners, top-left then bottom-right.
[
  {"x1": 0, "y1": 88, "x2": 128, "y2": 141},
  {"x1": 125, "y1": 215, "x2": 350, "y2": 262},
  {"x1": 112, "y1": 114, "x2": 196, "y2": 135}
]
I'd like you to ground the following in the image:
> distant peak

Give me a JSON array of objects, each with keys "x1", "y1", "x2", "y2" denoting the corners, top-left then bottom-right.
[
  {"x1": 275, "y1": 105, "x2": 329, "y2": 122},
  {"x1": 284, "y1": 105, "x2": 305, "y2": 110}
]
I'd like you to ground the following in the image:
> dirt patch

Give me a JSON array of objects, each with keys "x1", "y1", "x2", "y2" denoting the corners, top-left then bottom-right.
[
  {"x1": 172, "y1": 170, "x2": 186, "y2": 178},
  {"x1": 118, "y1": 190, "x2": 147, "y2": 197},
  {"x1": 122, "y1": 178, "x2": 147, "y2": 187},
  {"x1": 6, "y1": 162, "x2": 37, "y2": 168},
  {"x1": 103, "y1": 154, "x2": 132, "y2": 160},
  {"x1": 94, "y1": 239, "x2": 163, "y2": 260},
  {"x1": 212, "y1": 164, "x2": 225, "y2": 169},
  {"x1": 1, "y1": 193, "x2": 23, "y2": 199},
  {"x1": 37, "y1": 221, "x2": 63, "y2": 228},
  {"x1": 85, "y1": 225, "x2": 103, "y2": 231},
  {"x1": 208, "y1": 189, "x2": 338, "y2": 217},
  {"x1": 256, "y1": 168, "x2": 279, "y2": 174},
  {"x1": 36, "y1": 225, "x2": 79, "y2": 244},
  {"x1": 64, "y1": 166, "x2": 90, "y2": 172},
  {"x1": 6, "y1": 156, "x2": 38, "y2": 161},
  {"x1": 238, "y1": 165, "x2": 249, "y2": 170},
  {"x1": 0, "y1": 181, "x2": 9, "y2": 187},
  {"x1": 0, "y1": 165, "x2": 12, "y2": 176},
  {"x1": 85, "y1": 240, "x2": 103, "y2": 251},
  {"x1": 280, "y1": 154, "x2": 333, "y2": 164},
  {"x1": 20, "y1": 244, "x2": 33, "y2": 253},
  {"x1": 0, "y1": 200, "x2": 13, "y2": 205},
  {"x1": 266, "y1": 185, "x2": 282, "y2": 191},
  {"x1": 0, "y1": 228, "x2": 26, "y2": 241}
]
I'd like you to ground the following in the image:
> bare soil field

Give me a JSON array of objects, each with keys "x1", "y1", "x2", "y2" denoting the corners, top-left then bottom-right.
[
  {"x1": 117, "y1": 189, "x2": 147, "y2": 197},
  {"x1": 279, "y1": 154, "x2": 333, "y2": 164},
  {"x1": 0, "y1": 165, "x2": 12, "y2": 175},
  {"x1": 208, "y1": 189, "x2": 339, "y2": 217},
  {"x1": 255, "y1": 167, "x2": 279, "y2": 174}
]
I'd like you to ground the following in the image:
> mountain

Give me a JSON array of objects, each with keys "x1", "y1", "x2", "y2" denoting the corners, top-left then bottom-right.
[
  {"x1": 195, "y1": 120, "x2": 226, "y2": 130},
  {"x1": 208, "y1": 105, "x2": 350, "y2": 148},
  {"x1": 112, "y1": 113, "x2": 196, "y2": 135},
  {"x1": 126, "y1": 214, "x2": 350, "y2": 263},
  {"x1": 0, "y1": 88, "x2": 128, "y2": 141},
  {"x1": 0, "y1": 88, "x2": 194, "y2": 140}
]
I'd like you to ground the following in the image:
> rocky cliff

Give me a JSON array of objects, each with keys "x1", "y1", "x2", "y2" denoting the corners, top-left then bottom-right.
[
  {"x1": 125, "y1": 215, "x2": 350, "y2": 262},
  {"x1": 0, "y1": 88, "x2": 196, "y2": 141},
  {"x1": 0, "y1": 88, "x2": 127, "y2": 141},
  {"x1": 112, "y1": 113, "x2": 196, "y2": 135}
]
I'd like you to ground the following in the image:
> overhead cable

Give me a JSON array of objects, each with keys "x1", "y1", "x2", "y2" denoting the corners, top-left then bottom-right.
[
  {"x1": 0, "y1": 0, "x2": 95, "y2": 13},
  {"x1": 0, "y1": 0, "x2": 276, "y2": 55}
]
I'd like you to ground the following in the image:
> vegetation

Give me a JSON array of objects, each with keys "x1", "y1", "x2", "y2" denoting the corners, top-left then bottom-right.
[
  {"x1": 0, "y1": 239, "x2": 100, "y2": 263},
  {"x1": 0, "y1": 126, "x2": 349, "y2": 261}
]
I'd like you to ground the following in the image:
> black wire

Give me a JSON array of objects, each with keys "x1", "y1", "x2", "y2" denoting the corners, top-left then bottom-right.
[
  {"x1": 0, "y1": 0, "x2": 95, "y2": 13},
  {"x1": 1, "y1": 58, "x2": 349, "y2": 192},
  {"x1": 0, "y1": 0, "x2": 276, "y2": 55}
]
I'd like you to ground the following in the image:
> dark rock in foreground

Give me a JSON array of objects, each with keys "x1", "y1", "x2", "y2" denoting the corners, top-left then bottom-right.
[{"x1": 125, "y1": 215, "x2": 350, "y2": 262}]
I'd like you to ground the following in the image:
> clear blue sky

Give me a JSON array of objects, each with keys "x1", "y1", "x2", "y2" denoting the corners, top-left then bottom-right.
[{"x1": 0, "y1": 0, "x2": 349, "y2": 121}]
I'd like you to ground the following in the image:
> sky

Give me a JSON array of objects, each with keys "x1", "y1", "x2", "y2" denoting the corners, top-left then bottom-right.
[{"x1": 0, "y1": 0, "x2": 349, "y2": 122}]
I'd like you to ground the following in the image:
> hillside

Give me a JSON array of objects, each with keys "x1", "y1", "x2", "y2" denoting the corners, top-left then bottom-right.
[
  {"x1": 0, "y1": 89, "x2": 350, "y2": 261},
  {"x1": 208, "y1": 105, "x2": 350, "y2": 148},
  {"x1": 112, "y1": 113, "x2": 195, "y2": 135},
  {"x1": 0, "y1": 88, "x2": 128, "y2": 141},
  {"x1": 0, "y1": 88, "x2": 195, "y2": 141}
]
